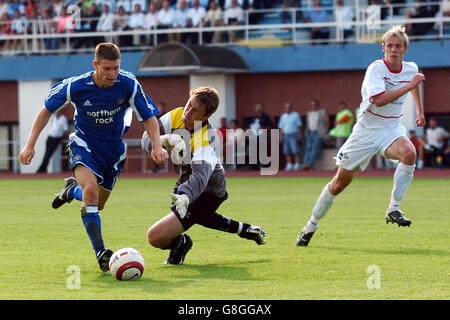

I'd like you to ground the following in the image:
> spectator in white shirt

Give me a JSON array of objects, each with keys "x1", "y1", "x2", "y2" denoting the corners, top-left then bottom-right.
[
  {"x1": 127, "y1": 3, "x2": 146, "y2": 45},
  {"x1": 203, "y1": 0, "x2": 223, "y2": 43},
  {"x1": 128, "y1": 3, "x2": 146, "y2": 29},
  {"x1": 0, "y1": 0, "x2": 8, "y2": 19},
  {"x1": 188, "y1": 0, "x2": 206, "y2": 27},
  {"x1": 113, "y1": 5, "x2": 130, "y2": 46},
  {"x1": 144, "y1": 2, "x2": 159, "y2": 29},
  {"x1": 187, "y1": 0, "x2": 206, "y2": 43},
  {"x1": 425, "y1": 117, "x2": 450, "y2": 167},
  {"x1": 223, "y1": 0, "x2": 244, "y2": 42},
  {"x1": 172, "y1": 0, "x2": 190, "y2": 42},
  {"x1": 334, "y1": 0, "x2": 355, "y2": 43},
  {"x1": 97, "y1": 4, "x2": 115, "y2": 42},
  {"x1": 157, "y1": 0, "x2": 175, "y2": 42},
  {"x1": 144, "y1": 3, "x2": 159, "y2": 45},
  {"x1": 98, "y1": 4, "x2": 114, "y2": 32}
]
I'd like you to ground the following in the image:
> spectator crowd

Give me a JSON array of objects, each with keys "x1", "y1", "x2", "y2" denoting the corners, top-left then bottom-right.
[
  {"x1": 0, "y1": 0, "x2": 279, "y2": 54},
  {"x1": 0, "y1": 0, "x2": 447, "y2": 54}
]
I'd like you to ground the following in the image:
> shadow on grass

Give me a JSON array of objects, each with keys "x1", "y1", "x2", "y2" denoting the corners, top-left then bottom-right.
[
  {"x1": 174, "y1": 259, "x2": 271, "y2": 281},
  {"x1": 92, "y1": 259, "x2": 270, "y2": 294},
  {"x1": 313, "y1": 245, "x2": 449, "y2": 256}
]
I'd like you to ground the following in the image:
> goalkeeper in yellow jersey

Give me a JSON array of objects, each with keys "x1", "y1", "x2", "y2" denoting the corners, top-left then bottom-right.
[{"x1": 142, "y1": 87, "x2": 266, "y2": 265}]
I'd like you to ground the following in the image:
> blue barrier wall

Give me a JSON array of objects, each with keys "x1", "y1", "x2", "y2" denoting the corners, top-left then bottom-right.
[{"x1": 0, "y1": 41, "x2": 448, "y2": 81}]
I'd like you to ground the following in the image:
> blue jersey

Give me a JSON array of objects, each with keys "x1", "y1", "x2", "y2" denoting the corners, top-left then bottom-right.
[{"x1": 44, "y1": 69, "x2": 159, "y2": 142}]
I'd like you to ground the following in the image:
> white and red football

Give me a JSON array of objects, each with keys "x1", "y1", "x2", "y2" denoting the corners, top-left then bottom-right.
[{"x1": 109, "y1": 248, "x2": 145, "y2": 281}]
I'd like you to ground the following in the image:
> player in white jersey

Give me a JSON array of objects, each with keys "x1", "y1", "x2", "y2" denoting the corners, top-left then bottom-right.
[
  {"x1": 296, "y1": 25, "x2": 426, "y2": 247},
  {"x1": 19, "y1": 43, "x2": 168, "y2": 271}
]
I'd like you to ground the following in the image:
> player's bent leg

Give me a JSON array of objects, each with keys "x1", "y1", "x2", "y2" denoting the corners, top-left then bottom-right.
[
  {"x1": 147, "y1": 213, "x2": 185, "y2": 249},
  {"x1": 73, "y1": 164, "x2": 99, "y2": 206},
  {"x1": 147, "y1": 213, "x2": 192, "y2": 265},
  {"x1": 385, "y1": 137, "x2": 417, "y2": 166}
]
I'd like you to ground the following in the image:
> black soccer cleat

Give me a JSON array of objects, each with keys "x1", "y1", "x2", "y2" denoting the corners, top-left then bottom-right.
[
  {"x1": 96, "y1": 249, "x2": 113, "y2": 273},
  {"x1": 165, "y1": 234, "x2": 193, "y2": 265},
  {"x1": 386, "y1": 210, "x2": 412, "y2": 227},
  {"x1": 241, "y1": 225, "x2": 266, "y2": 245},
  {"x1": 295, "y1": 227, "x2": 315, "y2": 247},
  {"x1": 52, "y1": 177, "x2": 77, "y2": 209}
]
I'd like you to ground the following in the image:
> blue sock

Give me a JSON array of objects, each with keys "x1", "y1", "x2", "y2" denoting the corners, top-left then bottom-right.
[
  {"x1": 81, "y1": 205, "x2": 105, "y2": 256},
  {"x1": 68, "y1": 185, "x2": 83, "y2": 201}
]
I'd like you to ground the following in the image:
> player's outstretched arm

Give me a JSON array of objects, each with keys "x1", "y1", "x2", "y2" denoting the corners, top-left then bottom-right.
[
  {"x1": 143, "y1": 116, "x2": 168, "y2": 163},
  {"x1": 411, "y1": 85, "x2": 426, "y2": 127},
  {"x1": 371, "y1": 73, "x2": 425, "y2": 108},
  {"x1": 19, "y1": 106, "x2": 52, "y2": 165}
]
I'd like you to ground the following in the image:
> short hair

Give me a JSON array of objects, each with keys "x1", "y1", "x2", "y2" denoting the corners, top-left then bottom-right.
[
  {"x1": 189, "y1": 87, "x2": 220, "y2": 115},
  {"x1": 95, "y1": 43, "x2": 121, "y2": 63},
  {"x1": 382, "y1": 25, "x2": 409, "y2": 47}
]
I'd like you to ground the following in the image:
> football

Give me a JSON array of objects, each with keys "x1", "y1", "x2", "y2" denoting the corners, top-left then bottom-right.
[{"x1": 109, "y1": 248, "x2": 145, "y2": 281}]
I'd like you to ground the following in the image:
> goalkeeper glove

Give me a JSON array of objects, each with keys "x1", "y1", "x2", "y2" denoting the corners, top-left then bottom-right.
[
  {"x1": 160, "y1": 134, "x2": 186, "y2": 156},
  {"x1": 171, "y1": 193, "x2": 189, "y2": 219}
]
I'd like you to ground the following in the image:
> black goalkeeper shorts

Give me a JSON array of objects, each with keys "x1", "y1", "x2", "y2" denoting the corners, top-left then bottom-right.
[{"x1": 171, "y1": 192, "x2": 228, "y2": 231}]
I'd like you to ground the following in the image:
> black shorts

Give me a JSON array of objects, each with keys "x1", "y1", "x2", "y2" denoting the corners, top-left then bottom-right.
[{"x1": 171, "y1": 192, "x2": 228, "y2": 231}]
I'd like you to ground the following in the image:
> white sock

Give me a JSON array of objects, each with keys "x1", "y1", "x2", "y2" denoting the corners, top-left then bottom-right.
[
  {"x1": 389, "y1": 162, "x2": 415, "y2": 211},
  {"x1": 306, "y1": 183, "x2": 336, "y2": 232}
]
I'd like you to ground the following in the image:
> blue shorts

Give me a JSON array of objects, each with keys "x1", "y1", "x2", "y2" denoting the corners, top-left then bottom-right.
[
  {"x1": 66, "y1": 133, "x2": 126, "y2": 191},
  {"x1": 283, "y1": 133, "x2": 299, "y2": 155}
]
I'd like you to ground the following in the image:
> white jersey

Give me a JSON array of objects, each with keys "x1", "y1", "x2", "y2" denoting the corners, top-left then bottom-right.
[{"x1": 358, "y1": 59, "x2": 418, "y2": 129}]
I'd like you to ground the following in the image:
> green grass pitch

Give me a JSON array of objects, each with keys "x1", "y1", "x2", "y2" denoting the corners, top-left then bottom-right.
[{"x1": 0, "y1": 176, "x2": 448, "y2": 300}]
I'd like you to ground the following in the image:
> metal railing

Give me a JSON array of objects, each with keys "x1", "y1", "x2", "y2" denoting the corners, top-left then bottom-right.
[
  {"x1": 0, "y1": 140, "x2": 20, "y2": 172},
  {"x1": 0, "y1": 2, "x2": 448, "y2": 56}
]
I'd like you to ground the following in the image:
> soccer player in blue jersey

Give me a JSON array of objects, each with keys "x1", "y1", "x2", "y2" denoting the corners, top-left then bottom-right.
[{"x1": 19, "y1": 43, "x2": 168, "y2": 272}]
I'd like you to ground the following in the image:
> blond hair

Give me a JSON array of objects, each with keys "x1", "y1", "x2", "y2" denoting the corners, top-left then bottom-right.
[
  {"x1": 190, "y1": 87, "x2": 220, "y2": 115},
  {"x1": 382, "y1": 25, "x2": 409, "y2": 47}
]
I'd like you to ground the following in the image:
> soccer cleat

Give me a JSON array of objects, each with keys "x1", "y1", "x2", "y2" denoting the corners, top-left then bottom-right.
[
  {"x1": 243, "y1": 226, "x2": 266, "y2": 245},
  {"x1": 52, "y1": 177, "x2": 77, "y2": 209},
  {"x1": 385, "y1": 210, "x2": 411, "y2": 227},
  {"x1": 96, "y1": 249, "x2": 113, "y2": 273},
  {"x1": 295, "y1": 227, "x2": 315, "y2": 247},
  {"x1": 165, "y1": 234, "x2": 193, "y2": 265}
]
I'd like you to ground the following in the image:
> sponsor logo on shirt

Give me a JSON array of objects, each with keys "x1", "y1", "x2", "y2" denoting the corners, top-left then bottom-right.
[{"x1": 86, "y1": 107, "x2": 121, "y2": 124}]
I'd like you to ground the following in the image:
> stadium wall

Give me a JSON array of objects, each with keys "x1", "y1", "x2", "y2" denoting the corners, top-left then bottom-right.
[{"x1": 0, "y1": 41, "x2": 448, "y2": 125}]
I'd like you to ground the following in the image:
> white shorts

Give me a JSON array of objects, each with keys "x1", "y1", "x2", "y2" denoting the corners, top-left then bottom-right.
[{"x1": 335, "y1": 123, "x2": 406, "y2": 171}]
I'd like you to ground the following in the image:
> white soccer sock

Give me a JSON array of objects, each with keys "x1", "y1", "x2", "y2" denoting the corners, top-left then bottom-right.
[
  {"x1": 306, "y1": 183, "x2": 336, "y2": 232},
  {"x1": 389, "y1": 162, "x2": 415, "y2": 211}
]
